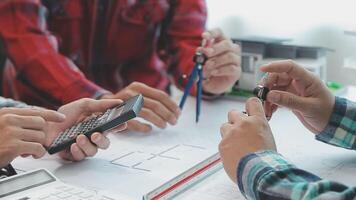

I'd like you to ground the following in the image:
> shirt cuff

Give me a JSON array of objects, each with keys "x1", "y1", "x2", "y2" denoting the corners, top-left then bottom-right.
[
  {"x1": 237, "y1": 150, "x2": 295, "y2": 200},
  {"x1": 316, "y1": 96, "x2": 356, "y2": 149}
]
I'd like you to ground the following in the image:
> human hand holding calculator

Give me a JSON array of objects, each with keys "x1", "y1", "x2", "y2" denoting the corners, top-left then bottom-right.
[{"x1": 47, "y1": 94, "x2": 143, "y2": 155}]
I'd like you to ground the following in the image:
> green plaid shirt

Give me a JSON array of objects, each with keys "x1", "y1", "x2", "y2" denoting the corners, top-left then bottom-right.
[{"x1": 238, "y1": 97, "x2": 356, "y2": 200}]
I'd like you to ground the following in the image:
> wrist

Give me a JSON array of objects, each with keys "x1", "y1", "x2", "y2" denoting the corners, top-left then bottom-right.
[
  {"x1": 316, "y1": 95, "x2": 336, "y2": 135},
  {"x1": 96, "y1": 92, "x2": 114, "y2": 100},
  {"x1": 202, "y1": 89, "x2": 223, "y2": 99},
  {"x1": 237, "y1": 150, "x2": 291, "y2": 199},
  {"x1": 318, "y1": 97, "x2": 341, "y2": 134},
  {"x1": 62, "y1": 79, "x2": 111, "y2": 103},
  {"x1": 202, "y1": 83, "x2": 226, "y2": 97}
]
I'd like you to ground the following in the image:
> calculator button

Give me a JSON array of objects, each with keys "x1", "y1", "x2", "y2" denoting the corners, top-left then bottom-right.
[
  {"x1": 69, "y1": 188, "x2": 84, "y2": 195},
  {"x1": 99, "y1": 196, "x2": 116, "y2": 200},
  {"x1": 38, "y1": 194, "x2": 51, "y2": 199},
  {"x1": 55, "y1": 192, "x2": 72, "y2": 199},
  {"x1": 55, "y1": 185, "x2": 69, "y2": 190},
  {"x1": 70, "y1": 197, "x2": 84, "y2": 200},
  {"x1": 38, "y1": 196, "x2": 59, "y2": 200},
  {"x1": 79, "y1": 192, "x2": 95, "y2": 198},
  {"x1": 51, "y1": 191, "x2": 62, "y2": 196}
]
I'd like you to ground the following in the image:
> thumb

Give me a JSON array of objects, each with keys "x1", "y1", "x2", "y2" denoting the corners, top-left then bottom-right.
[
  {"x1": 246, "y1": 97, "x2": 265, "y2": 118},
  {"x1": 82, "y1": 99, "x2": 123, "y2": 113},
  {"x1": 267, "y1": 90, "x2": 308, "y2": 112}
]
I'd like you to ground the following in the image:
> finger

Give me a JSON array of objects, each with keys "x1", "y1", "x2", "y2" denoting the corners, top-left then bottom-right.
[
  {"x1": 140, "y1": 108, "x2": 167, "y2": 129},
  {"x1": 268, "y1": 104, "x2": 279, "y2": 121},
  {"x1": 31, "y1": 108, "x2": 66, "y2": 122},
  {"x1": 263, "y1": 73, "x2": 291, "y2": 89},
  {"x1": 70, "y1": 143, "x2": 86, "y2": 161},
  {"x1": 202, "y1": 28, "x2": 228, "y2": 42},
  {"x1": 144, "y1": 98, "x2": 178, "y2": 125},
  {"x1": 129, "y1": 83, "x2": 180, "y2": 117},
  {"x1": 266, "y1": 90, "x2": 310, "y2": 112},
  {"x1": 17, "y1": 128, "x2": 46, "y2": 144},
  {"x1": 205, "y1": 52, "x2": 240, "y2": 71},
  {"x1": 220, "y1": 123, "x2": 233, "y2": 138},
  {"x1": 0, "y1": 107, "x2": 65, "y2": 122},
  {"x1": 260, "y1": 60, "x2": 314, "y2": 88},
  {"x1": 208, "y1": 65, "x2": 240, "y2": 77},
  {"x1": 91, "y1": 132, "x2": 110, "y2": 150},
  {"x1": 203, "y1": 66, "x2": 211, "y2": 79},
  {"x1": 127, "y1": 120, "x2": 152, "y2": 133},
  {"x1": 227, "y1": 110, "x2": 244, "y2": 124},
  {"x1": 0, "y1": 114, "x2": 46, "y2": 130},
  {"x1": 76, "y1": 135, "x2": 98, "y2": 157},
  {"x1": 271, "y1": 104, "x2": 279, "y2": 113},
  {"x1": 18, "y1": 142, "x2": 46, "y2": 159},
  {"x1": 58, "y1": 150, "x2": 74, "y2": 161},
  {"x1": 17, "y1": 116, "x2": 47, "y2": 130},
  {"x1": 202, "y1": 40, "x2": 240, "y2": 58},
  {"x1": 105, "y1": 123, "x2": 127, "y2": 134},
  {"x1": 245, "y1": 98, "x2": 265, "y2": 118},
  {"x1": 79, "y1": 98, "x2": 123, "y2": 114},
  {"x1": 260, "y1": 73, "x2": 275, "y2": 88},
  {"x1": 263, "y1": 101, "x2": 274, "y2": 119}
]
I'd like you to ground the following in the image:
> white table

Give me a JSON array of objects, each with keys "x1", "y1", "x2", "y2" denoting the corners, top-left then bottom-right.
[
  {"x1": 176, "y1": 86, "x2": 356, "y2": 200},
  {"x1": 13, "y1": 87, "x2": 356, "y2": 200}
]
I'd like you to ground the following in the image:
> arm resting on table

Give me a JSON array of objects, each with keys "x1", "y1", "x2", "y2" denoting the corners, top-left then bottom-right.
[
  {"x1": 237, "y1": 150, "x2": 356, "y2": 200},
  {"x1": 316, "y1": 97, "x2": 356, "y2": 150}
]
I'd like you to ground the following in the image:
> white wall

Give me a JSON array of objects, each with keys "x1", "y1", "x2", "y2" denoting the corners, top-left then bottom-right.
[{"x1": 206, "y1": 0, "x2": 356, "y2": 85}]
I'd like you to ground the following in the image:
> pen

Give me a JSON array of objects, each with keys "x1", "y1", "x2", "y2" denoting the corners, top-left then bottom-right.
[{"x1": 196, "y1": 64, "x2": 203, "y2": 122}]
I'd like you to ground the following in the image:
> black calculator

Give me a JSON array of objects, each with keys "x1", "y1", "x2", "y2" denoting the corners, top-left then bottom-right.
[{"x1": 47, "y1": 94, "x2": 144, "y2": 154}]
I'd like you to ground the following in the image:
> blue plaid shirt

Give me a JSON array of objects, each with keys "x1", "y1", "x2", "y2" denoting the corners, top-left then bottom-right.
[
  {"x1": 238, "y1": 97, "x2": 356, "y2": 200},
  {"x1": 0, "y1": 96, "x2": 28, "y2": 108}
]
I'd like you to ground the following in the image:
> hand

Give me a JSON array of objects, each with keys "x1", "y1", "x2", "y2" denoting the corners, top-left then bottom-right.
[
  {"x1": 219, "y1": 98, "x2": 276, "y2": 183},
  {"x1": 198, "y1": 28, "x2": 241, "y2": 95},
  {"x1": 260, "y1": 60, "x2": 335, "y2": 134},
  {"x1": 45, "y1": 98, "x2": 127, "y2": 161},
  {"x1": 101, "y1": 82, "x2": 180, "y2": 133},
  {"x1": 0, "y1": 107, "x2": 65, "y2": 167}
]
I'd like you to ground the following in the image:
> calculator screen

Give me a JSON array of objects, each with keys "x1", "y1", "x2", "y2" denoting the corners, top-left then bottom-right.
[
  {"x1": 105, "y1": 105, "x2": 124, "y2": 122},
  {"x1": 0, "y1": 169, "x2": 56, "y2": 197}
]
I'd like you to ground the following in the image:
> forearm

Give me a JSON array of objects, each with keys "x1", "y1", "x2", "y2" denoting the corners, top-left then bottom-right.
[
  {"x1": 316, "y1": 97, "x2": 356, "y2": 150},
  {"x1": 164, "y1": 0, "x2": 207, "y2": 91},
  {"x1": 0, "y1": 0, "x2": 109, "y2": 104},
  {"x1": 238, "y1": 151, "x2": 356, "y2": 200}
]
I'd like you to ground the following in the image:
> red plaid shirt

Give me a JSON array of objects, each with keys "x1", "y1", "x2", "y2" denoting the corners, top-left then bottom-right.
[{"x1": 0, "y1": 0, "x2": 207, "y2": 108}]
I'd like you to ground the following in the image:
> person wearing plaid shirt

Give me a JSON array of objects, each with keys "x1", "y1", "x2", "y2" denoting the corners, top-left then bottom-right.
[
  {"x1": 0, "y1": 96, "x2": 127, "y2": 178},
  {"x1": 0, "y1": 0, "x2": 241, "y2": 133},
  {"x1": 219, "y1": 60, "x2": 356, "y2": 200}
]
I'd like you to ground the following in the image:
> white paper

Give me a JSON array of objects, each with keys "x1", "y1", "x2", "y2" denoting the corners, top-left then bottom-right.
[
  {"x1": 12, "y1": 94, "x2": 356, "y2": 199},
  {"x1": 13, "y1": 96, "x2": 244, "y2": 199}
]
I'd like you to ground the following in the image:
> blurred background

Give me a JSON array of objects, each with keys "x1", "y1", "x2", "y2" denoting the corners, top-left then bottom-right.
[{"x1": 206, "y1": 0, "x2": 356, "y2": 85}]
